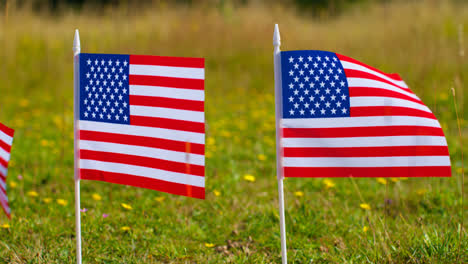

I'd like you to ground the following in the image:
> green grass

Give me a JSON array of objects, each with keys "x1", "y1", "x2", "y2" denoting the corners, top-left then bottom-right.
[{"x1": 0, "y1": 1, "x2": 467, "y2": 263}]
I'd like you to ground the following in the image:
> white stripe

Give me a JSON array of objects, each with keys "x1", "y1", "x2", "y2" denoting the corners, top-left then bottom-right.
[
  {"x1": 284, "y1": 156, "x2": 450, "y2": 167},
  {"x1": 130, "y1": 64, "x2": 205, "y2": 80},
  {"x1": 0, "y1": 180, "x2": 5, "y2": 191},
  {"x1": 347, "y1": 78, "x2": 419, "y2": 100},
  {"x1": 80, "y1": 140, "x2": 204, "y2": 166},
  {"x1": 0, "y1": 148, "x2": 10, "y2": 163},
  {"x1": 130, "y1": 105, "x2": 204, "y2": 123},
  {"x1": 130, "y1": 85, "x2": 204, "y2": 101},
  {"x1": 0, "y1": 130, "x2": 13, "y2": 146},
  {"x1": 282, "y1": 136, "x2": 447, "y2": 148},
  {"x1": 340, "y1": 60, "x2": 408, "y2": 88},
  {"x1": 282, "y1": 116, "x2": 441, "y2": 129},
  {"x1": 79, "y1": 120, "x2": 205, "y2": 144},
  {"x1": 350, "y1": 97, "x2": 432, "y2": 113},
  {"x1": 0, "y1": 190, "x2": 8, "y2": 203},
  {"x1": 80, "y1": 159, "x2": 205, "y2": 187},
  {"x1": 0, "y1": 164, "x2": 6, "y2": 178}
]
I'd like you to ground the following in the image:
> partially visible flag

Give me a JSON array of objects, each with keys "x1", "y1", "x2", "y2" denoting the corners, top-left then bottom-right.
[
  {"x1": 0, "y1": 122, "x2": 14, "y2": 218},
  {"x1": 279, "y1": 50, "x2": 451, "y2": 178},
  {"x1": 77, "y1": 54, "x2": 205, "y2": 199}
]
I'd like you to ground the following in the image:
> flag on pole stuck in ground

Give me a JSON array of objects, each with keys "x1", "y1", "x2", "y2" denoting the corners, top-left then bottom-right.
[
  {"x1": 77, "y1": 54, "x2": 205, "y2": 199},
  {"x1": 0, "y1": 123, "x2": 14, "y2": 218},
  {"x1": 279, "y1": 50, "x2": 451, "y2": 178}
]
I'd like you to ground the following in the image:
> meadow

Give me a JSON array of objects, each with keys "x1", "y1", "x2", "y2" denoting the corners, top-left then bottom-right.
[{"x1": 0, "y1": 0, "x2": 467, "y2": 263}]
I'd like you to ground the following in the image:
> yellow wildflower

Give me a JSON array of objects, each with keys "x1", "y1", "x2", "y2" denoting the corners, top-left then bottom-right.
[
  {"x1": 257, "y1": 154, "x2": 267, "y2": 161},
  {"x1": 121, "y1": 226, "x2": 131, "y2": 231},
  {"x1": 243, "y1": 174, "x2": 256, "y2": 182},
  {"x1": 40, "y1": 140, "x2": 49, "y2": 147},
  {"x1": 27, "y1": 191, "x2": 39, "y2": 197},
  {"x1": 204, "y1": 243, "x2": 215, "y2": 248},
  {"x1": 363, "y1": 226, "x2": 369, "y2": 232},
  {"x1": 377, "y1": 178, "x2": 387, "y2": 185},
  {"x1": 205, "y1": 151, "x2": 212, "y2": 158},
  {"x1": 416, "y1": 189, "x2": 427, "y2": 195},
  {"x1": 213, "y1": 190, "x2": 221, "y2": 197},
  {"x1": 154, "y1": 196, "x2": 165, "y2": 203},
  {"x1": 0, "y1": 223, "x2": 10, "y2": 229},
  {"x1": 390, "y1": 178, "x2": 399, "y2": 183},
  {"x1": 92, "y1": 193, "x2": 102, "y2": 201},
  {"x1": 456, "y1": 167, "x2": 464, "y2": 174},
  {"x1": 207, "y1": 137, "x2": 215, "y2": 146},
  {"x1": 323, "y1": 179, "x2": 336, "y2": 189},
  {"x1": 57, "y1": 199, "x2": 68, "y2": 206},
  {"x1": 399, "y1": 177, "x2": 408, "y2": 180},
  {"x1": 43, "y1": 198, "x2": 52, "y2": 204},
  {"x1": 19, "y1": 99, "x2": 29, "y2": 107},
  {"x1": 294, "y1": 191, "x2": 304, "y2": 197},
  {"x1": 9, "y1": 181, "x2": 17, "y2": 189},
  {"x1": 360, "y1": 203, "x2": 371, "y2": 210},
  {"x1": 121, "y1": 203, "x2": 132, "y2": 210}
]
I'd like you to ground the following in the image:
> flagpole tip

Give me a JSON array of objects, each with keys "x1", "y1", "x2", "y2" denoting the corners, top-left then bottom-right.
[
  {"x1": 73, "y1": 29, "x2": 81, "y2": 55},
  {"x1": 273, "y1": 24, "x2": 281, "y2": 47}
]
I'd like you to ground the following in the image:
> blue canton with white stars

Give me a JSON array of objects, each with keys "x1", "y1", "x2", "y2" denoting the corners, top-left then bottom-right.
[
  {"x1": 280, "y1": 50, "x2": 350, "y2": 119},
  {"x1": 79, "y1": 53, "x2": 130, "y2": 124}
]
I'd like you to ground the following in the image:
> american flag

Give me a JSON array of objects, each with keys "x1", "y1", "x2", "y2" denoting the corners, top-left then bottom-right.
[
  {"x1": 78, "y1": 54, "x2": 205, "y2": 199},
  {"x1": 279, "y1": 50, "x2": 451, "y2": 178},
  {"x1": 0, "y1": 122, "x2": 14, "y2": 218}
]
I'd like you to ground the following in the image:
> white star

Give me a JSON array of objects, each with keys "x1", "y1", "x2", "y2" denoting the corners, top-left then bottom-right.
[
  {"x1": 110, "y1": 94, "x2": 114, "y2": 100},
  {"x1": 299, "y1": 83, "x2": 304, "y2": 88},
  {"x1": 118, "y1": 81, "x2": 123, "y2": 87},
  {"x1": 124, "y1": 60, "x2": 128, "y2": 67},
  {"x1": 90, "y1": 66, "x2": 95, "y2": 72},
  {"x1": 84, "y1": 112, "x2": 89, "y2": 117},
  {"x1": 320, "y1": 82, "x2": 325, "y2": 88},
  {"x1": 331, "y1": 95, "x2": 336, "y2": 101},
  {"x1": 108, "y1": 59, "x2": 113, "y2": 66},
  {"x1": 294, "y1": 76, "x2": 299, "y2": 82},
  {"x1": 123, "y1": 115, "x2": 128, "y2": 121},
  {"x1": 294, "y1": 63, "x2": 299, "y2": 69},
  {"x1": 315, "y1": 76, "x2": 320, "y2": 81},
  {"x1": 331, "y1": 62, "x2": 336, "y2": 67},
  {"x1": 98, "y1": 100, "x2": 103, "y2": 106},
  {"x1": 313, "y1": 62, "x2": 318, "y2": 68},
  {"x1": 315, "y1": 102, "x2": 320, "y2": 108},
  {"x1": 307, "y1": 56, "x2": 313, "y2": 61},
  {"x1": 289, "y1": 83, "x2": 294, "y2": 89},
  {"x1": 97, "y1": 66, "x2": 101, "y2": 72},
  {"x1": 293, "y1": 90, "x2": 299, "y2": 95},
  {"x1": 325, "y1": 102, "x2": 331, "y2": 108},
  {"x1": 110, "y1": 81, "x2": 115, "y2": 86},
  {"x1": 325, "y1": 75, "x2": 330, "y2": 81},
  {"x1": 316, "y1": 56, "x2": 321, "y2": 61},
  {"x1": 119, "y1": 108, "x2": 124, "y2": 114},
  {"x1": 99, "y1": 113, "x2": 104, "y2": 119},
  {"x1": 336, "y1": 101, "x2": 342, "y2": 107},
  {"x1": 325, "y1": 56, "x2": 329, "y2": 61},
  {"x1": 122, "y1": 75, "x2": 127, "y2": 80},
  {"x1": 104, "y1": 67, "x2": 108, "y2": 72},
  {"x1": 116, "y1": 60, "x2": 120, "y2": 66},
  {"x1": 322, "y1": 62, "x2": 327, "y2": 68},
  {"x1": 334, "y1": 74, "x2": 339, "y2": 80},
  {"x1": 115, "y1": 74, "x2": 119, "y2": 80},
  {"x1": 84, "y1": 99, "x2": 88, "y2": 105},
  {"x1": 86, "y1": 73, "x2": 90, "y2": 78},
  {"x1": 289, "y1": 96, "x2": 294, "y2": 102},
  {"x1": 342, "y1": 108, "x2": 347, "y2": 114},
  {"x1": 338, "y1": 69, "x2": 342, "y2": 74},
  {"x1": 314, "y1": 89, "x2": 320, "y2": 94},
  {"x1": 111, "y1": 67, "x2": 116, "y2": 73},
  {"x1": 309, "y1": 69, "x2": 314, "y2": 75},
  {"x1": 298, "y1": 56, "x2": 303, "y2": 62},
  {"x1": 119, "y1": 67, "x2": 123, "y2": 73},
  {"x1": 107, "y1": 114, "x2": 111, "y2": 119},
  {"x1": 309, "y1": 95, "x2": 315, "y2": 101},
  {"x1": 289, "y1": 109, "x2": 294, "y2": 115},
  {"x1": 122, "y1": 88, "x2": 127, "y2": 94},
  {"x1": 320, "y1": 95, "x2": 325, "y2": 101},
  {"x1": 101, "y1": 59, "x2": 105, "y2": 66},
  {"x1": 341, "y1": 94, "x2": 347, "y2": 100},
  {"x1": 288, "y1": 57, "x2": 294, "y2": 63},
  {"x1": 336, "y1": 88, "x2": 341, "y2": 94},
  {"x1": 304, "y1": 102, "x2": 310, "y2": 108},
  {"x1": 309, "y1": 82, "x2": 315, "y2": 88},
  {"x1": 123, "y1": 102, "x2": 128, "y2": 108},
  {"x1": 85, "y1": 85, "x2": 89, "y2": 91},
  {"x1": 331, "y1": 108, "x2": 336, "y2": 114},
  {"x1": 111, "y1": 107, "x2": 115, "y2": 113},
  {"x1": 319, "y1": 69, "x2": 324, "y2": 75},
  {"x1": 87, "y1": 59, "x2": 91, "y2": 65},
  {"x1": 299, "y1": 96, "x2": 304, "y2": 102},
  {"x1": 115, "y1": 114, "x2": 120, "y2": 120},
  {"x1": 114, "y1": 88, "x2": 119, "y2": 93},
  {"x1": 320, "y1": 108, "x2": 326, "y2": 114},
  {"x1": 299, "y1": 70, "x2": 304, "y2": 76},
  {"x1": 114, "y1": 101, "x2": 119, "y2": 107},
  {"x1": 330, "y1": 81, "x2": 335, "y2": 87},
  {"x1": 304, "y1": 76, "x2": 310, "y2": 82},
  {"x1": 304, "y1": 89, "x2": 309, "y2": 95},
  {"x1": 328, "y1": 68, "x2": 333, "y2": 74},
  {"x1": 333, "y1": 57, "x2": 337, "y2": 61},
  {"x1": 103, "y1": 107, "x2": 107, "y2": 113},
  {"x1": 299, "y1": 109, "x2": 305, "y2": 115},
  {"x1": 340, "y1": 81, "x2": 345, "y2": 87},
  {"x1": 325, "y1": 88, "x2": 330, "y2": 94},
  {"x1": 289, "y1": 70, "x2": 294, "y2": 76},
  {"x1": 303, "y1": 63, "x2": 309, "y2": 68},
  {"x1": 118, "y1": 95, "x2": 123, "y2": 101},
  {"x1": 310, "y1": 109, "x2": 316, "y2": 115},
  {"x1": 94, "y1": 59, "x2": 98, "y2": 65}
]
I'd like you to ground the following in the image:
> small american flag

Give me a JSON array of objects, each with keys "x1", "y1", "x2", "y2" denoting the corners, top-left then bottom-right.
[
  {"x1": 77, "y1": 54, "x2": 205, "y2": 199},
  {"x1": 279, "y1": 50, "x2": 451, "y2": 178},
  {"x1": 0, "y1": 123, "x2": 14, "y2": 218}
]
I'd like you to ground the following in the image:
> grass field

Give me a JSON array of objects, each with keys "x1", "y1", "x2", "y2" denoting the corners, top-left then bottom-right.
[{"x1": 0, "y1": 1, "x2": 467, "y2": 263}]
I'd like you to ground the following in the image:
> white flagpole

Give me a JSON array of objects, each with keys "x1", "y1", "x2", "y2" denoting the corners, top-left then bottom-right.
[
  {"x1": 73, "y1": 29, "x2": 82, "y2": 264},
  {"x1": 273, "y1": 24, "x2": 287, "y2": 264}
]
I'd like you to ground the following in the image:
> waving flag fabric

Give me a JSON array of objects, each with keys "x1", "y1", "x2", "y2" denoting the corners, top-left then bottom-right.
[
  {"x1": 77, "y1": 54, "x2": 205, "y2": 199},
  {"x1": 279, "y1": 50, "x2": 451, "y2": 178},
  {"x1": 0, "y1": 123, "x2": 14, "y2": 217}
]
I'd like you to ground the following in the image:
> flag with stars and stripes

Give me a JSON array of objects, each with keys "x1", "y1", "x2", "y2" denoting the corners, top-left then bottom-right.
[
  {"x1": 0, "y1": 122, "x2": 14, "y2": 218},
  {"x1": 279, "y1": 50, "x2": 451, "y2": 178},
  {"x1": 77, "y1": 54, "x2": 205, "y2": 199}
]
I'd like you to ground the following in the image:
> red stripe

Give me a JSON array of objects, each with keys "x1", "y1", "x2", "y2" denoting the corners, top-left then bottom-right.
[
  {"x1": 80, "y1": 169, "x2": 205, "y2": 199},
  {"x1": 80, "y1": 150, "x2": 205, "y2": 177},
  {"x1": 283, "y1": 146, "x2": 450, "y2": 157},
  {"x1": 350, "y1": 87, "x2": 424, "y2": 105},
  {"x1": 0, "y1": 196, "x2": 10, "y2": 219},
  {"x1": 129, "y1": 75, "x2": 204, "y2": 90},
  {"x1": 0, "y1": 156, "x2": 8, "y2": 168},
  {"x1": 130, "y1": 55, "x2": 204, "y2": 68},
  {"x1": 344, "y1": 69, "x2": 410, "y2": 91},
  {"x1": 284, "y1": 166, "x2": 451, "y2": 177},
  {"x1": 0, "y1": 123, "x2": 14, "y2": 137},
  {"x1": 0, "y1": 173, "x2": 5, "y2": 182},
  {"x1": 130, "y1": 95, "x2": 204, "y2": 112},
  {"x1": 337, "y1": 53, "x2": 403, "y2": 81},
  {"x1": 79, "y1": 130, "x2": 205, "y2": 155},
  {"x1": 351, "y1": 106, "x2": 436, "y2": 119},
  {"x1": 283, "y1": 125, "x2": 444, "y2": 138},
  {"x1": 0, "y1": 140, "x2": 11, "y2": 153},
  {"x1": 130, "y1": 115, "x2": 205, "y2": 133}
]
